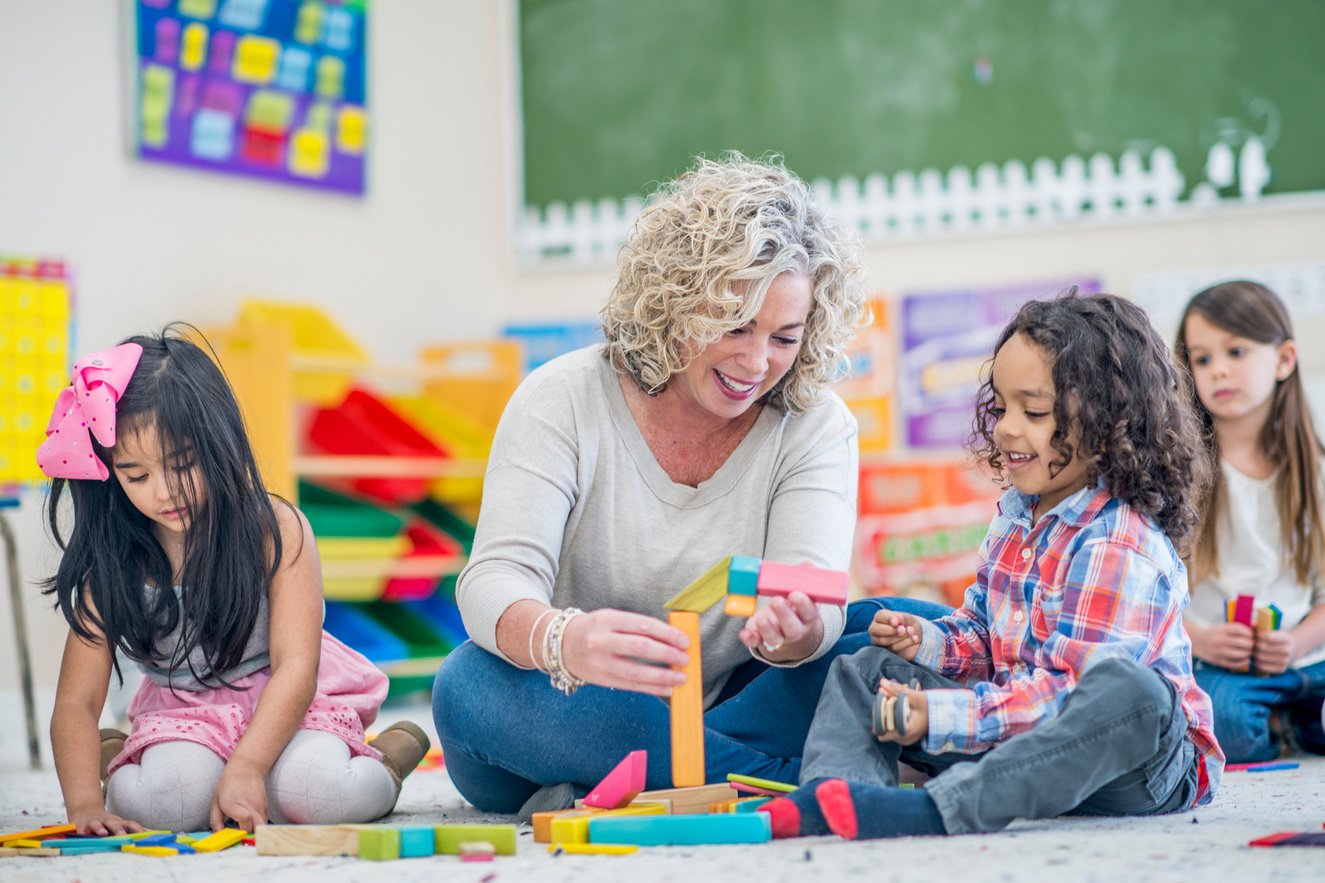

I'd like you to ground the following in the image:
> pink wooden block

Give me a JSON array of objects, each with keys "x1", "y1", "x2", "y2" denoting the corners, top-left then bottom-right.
[
  {"x1": 755, "y1": 561, "x2": 849, "y2": 606},
  {"x1": 583, "y1": 750, "x2": 647, "y2": 809},
  {"x1": 1233, "y1": 594, "x2": 1255, "y2": 627}
]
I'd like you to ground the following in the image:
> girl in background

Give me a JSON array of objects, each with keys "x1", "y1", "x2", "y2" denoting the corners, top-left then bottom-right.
[
  {"x1": 1176, "y1": 280, "x2": 1325, "y2": 763},
  {"x1": 43, "y1": 330, "x2": 429, "y2": 835}
]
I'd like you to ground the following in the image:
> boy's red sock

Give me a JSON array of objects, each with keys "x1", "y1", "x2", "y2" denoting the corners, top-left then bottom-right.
[
  {"x1": 759, "y1": 796, "x2": 803, "y2": 839},
  {"x1": 815, "y1": 778, "x2": 859, "y2": 840}
]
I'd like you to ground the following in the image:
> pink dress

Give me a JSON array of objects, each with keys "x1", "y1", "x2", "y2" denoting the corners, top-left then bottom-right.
[{"x1": 109, "y1": 631, "x2": 387, "y2": 774}]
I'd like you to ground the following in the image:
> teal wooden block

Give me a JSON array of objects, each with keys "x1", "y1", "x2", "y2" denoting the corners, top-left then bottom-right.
[
  {"x1": 434, "y1": 824, "x2": 516, "y2": 855},
  {"x1": 729, "y1": 556, "x2": 761, "y2": 595},
  {"x1": 589, "y1": 812, "x2": 771, "y2": 845},
  {"x1": 734, "y1": 797, "x2": 772, "y2": 813},
  {"x1": 398, "y1": 826, "x2": 434, "y2": 858},
  {"x1": 359, "y1": 828, "x2": 401, "y2": 861},
  {"x1": 54, "y1": 841, "x2": 128, "y2": 854}
]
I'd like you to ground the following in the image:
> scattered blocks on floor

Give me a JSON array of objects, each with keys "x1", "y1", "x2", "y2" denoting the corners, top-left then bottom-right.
[
  {"x1": 358, "y1": 827, "x2": 401, "y2": 861},
  {"x1": 458, "y1": 841, "x2": 496, "y2": 862},
  {"x1": 589, "y1": 812, "x2": 772, "y2": 846},
  {"x1": 398, "y1": 826, "x2": 435, "y2": 858},
  {"x1": 584, "y1": 749, "x2": 648, "y2": 809},
  {"x1": 434, "y1": 824, "x2": 517, "y2": 856},
  {"x1": 551, "y1": 802, "x2": 666, "y2": 845},
  {"x1": 191, "y1": 828, "x2": 247, "y2": 853},
  {"x1": 255, "y1": 825, "x2": 360, "y2": 857},
  {"x1": 549, "y1": 842, "x2": 639, "y2": 855},
  {"x1": 533, "y1": 808, "x2": 601, "y2": 843},
  {"x1": 0, "y1": 824, "x2": 76, "y2": 845}
]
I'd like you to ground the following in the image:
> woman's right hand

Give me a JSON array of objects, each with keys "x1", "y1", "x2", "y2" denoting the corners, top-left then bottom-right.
[
  {"x1": 1190, "y1": 622, "x2": 1254, "y2": 670},
  {"x1": 68, "y1": 804, "x2": 146, "y2": 837},
  {"x1": 560, "y1": 609, "x2": 691, "y2": 697},
  {"x1": 869, "y1": 609, "x2": 923, "y2": 661}
]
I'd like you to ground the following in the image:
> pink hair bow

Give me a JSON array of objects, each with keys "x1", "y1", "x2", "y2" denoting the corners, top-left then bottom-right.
[{"x1": 36, "y1": 342, "x2": 144, "y2": 481}]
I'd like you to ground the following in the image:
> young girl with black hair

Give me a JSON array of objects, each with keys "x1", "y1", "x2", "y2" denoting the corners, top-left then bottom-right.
[
  {"x1": 760, "y1": 291, "x2": 1223, "y2": 840},
  {"x1": 1175, "y1": 280, "x2": 1325, "y2": 763},
  {"x1": 43, "y1": 330, "x2": 429, "y2": 835}
]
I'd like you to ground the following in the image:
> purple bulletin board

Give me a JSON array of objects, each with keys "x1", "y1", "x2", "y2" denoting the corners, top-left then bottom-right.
[
  {"x1": 133, "y1": 0, "x2": 368, "y2": 195},
  {"x1": 900, "y1": 277, "x2": 1101, "y2": 449}
]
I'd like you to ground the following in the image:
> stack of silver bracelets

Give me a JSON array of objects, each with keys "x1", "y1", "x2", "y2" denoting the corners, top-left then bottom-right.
[{"x1": 530, "y1": 607, "x2": 586, "y2": 696}]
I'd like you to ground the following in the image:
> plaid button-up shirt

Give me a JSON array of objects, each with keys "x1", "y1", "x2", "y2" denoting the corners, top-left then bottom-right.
[{"x1": 914, "y1": 484, "x2": 1222, "y2": 805}]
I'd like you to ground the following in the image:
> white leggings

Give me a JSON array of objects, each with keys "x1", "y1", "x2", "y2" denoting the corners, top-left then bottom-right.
[{"x1": 106, "y1": 729, "x2": 398, "y2": 831}]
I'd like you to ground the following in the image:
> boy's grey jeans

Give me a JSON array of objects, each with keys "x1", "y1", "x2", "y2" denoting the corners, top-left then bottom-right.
[{"x1": 800, "y1": 648, "x2": 1201, "y2": 835}]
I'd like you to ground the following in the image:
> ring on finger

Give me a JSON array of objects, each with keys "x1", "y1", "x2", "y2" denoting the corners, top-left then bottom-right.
[{"x1": 762, "y1": 640, "x2": 783, "y2": 653}]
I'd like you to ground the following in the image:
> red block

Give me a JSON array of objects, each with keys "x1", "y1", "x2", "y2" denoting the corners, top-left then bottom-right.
[
  {"x1": 1233, "y1": 594, "x2": 1255, "y2": 627},
  {"x1": 756, "y1": 561, "x2": 849, "y2": 606},
  {"x1": 241, "y1": 125, "x2": 286, "y2": 166}
]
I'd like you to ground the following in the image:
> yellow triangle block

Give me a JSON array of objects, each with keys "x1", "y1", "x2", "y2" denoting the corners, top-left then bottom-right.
[{"x1": 664, "y1": 557, "x2": 731, "y2": 612}]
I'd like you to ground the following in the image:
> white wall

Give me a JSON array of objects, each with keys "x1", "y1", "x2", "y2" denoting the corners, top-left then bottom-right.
[{"x1": 3, "y1": 0, "x2": 1325, "y2": 706}]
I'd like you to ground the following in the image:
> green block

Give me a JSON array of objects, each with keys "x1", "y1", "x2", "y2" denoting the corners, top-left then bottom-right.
[
  {"x1": 358, "y1": 828, "x2": 400, "y2": 861},
  {"x1": 433, "y1": 824, "x2": 516, "y2": 856},
  {"x1": 728, "y1": 556, "x2": 760, "y2": 596},
  {"x1": 665, "y1": 556, "x2": 731, "y2": 611}
]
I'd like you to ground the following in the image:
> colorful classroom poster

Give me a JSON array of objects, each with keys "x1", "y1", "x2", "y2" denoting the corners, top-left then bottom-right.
[
  {"x1": 838, "y1": 297, "x2": 895, "y2": 453},
  {"x1": 900, "y1": 277, "x2": 1100, "y2": 449},
  {"x1": 133, "y1": 0, "x2": 369, "y2": 195},
  {"x1": 0, "y1": 257, "x2": 72, "y2": 485}
]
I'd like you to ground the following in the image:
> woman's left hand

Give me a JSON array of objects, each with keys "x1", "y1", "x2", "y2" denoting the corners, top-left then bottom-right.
[
  {"x1": 738, "y1": 591, "x2": 823, "y2": 663},
  {"x1": 210, "y1": 759, "x2": 269, "y2": 833}
]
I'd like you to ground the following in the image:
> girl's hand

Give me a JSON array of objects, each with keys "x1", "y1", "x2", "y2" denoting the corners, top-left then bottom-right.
[
  {"x1": 209, "y1": 760, "x2": 268, "y2": 833},
  {"x1": 738, "y1": 592, "x2": 823, "y2": 662},
  {"x1": 1191, "y1": 622, "x2": 1254, "y2": 670},
  {"x1": 68, "y1": 806, "x2": 146, "y2": 837},
  {"x1": 560, "y1": 609, "x2": 691, "y2": 697},
  {"x1": 1253, "y1": 630, "x2": 1295, "y2": 675},
  {"x1": 869, "y1": 610, "x2": 923, "y2": 660},
  {"x1": 875, "y1": 678, "x2": 928, "y2": 745}
]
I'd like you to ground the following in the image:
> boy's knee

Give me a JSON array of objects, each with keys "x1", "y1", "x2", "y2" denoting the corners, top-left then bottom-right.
[{"x1": 1078, "y1": 657, "x2": 1173, "y2": 717}]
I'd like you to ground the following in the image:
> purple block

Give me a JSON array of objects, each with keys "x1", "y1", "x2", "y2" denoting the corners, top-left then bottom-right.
[
  {"x1": 154, "y1": 18, "x2": 180, "y2": 65},
  {"x1": 209, "y1": 30, "x2": 236, "y2": 75}
]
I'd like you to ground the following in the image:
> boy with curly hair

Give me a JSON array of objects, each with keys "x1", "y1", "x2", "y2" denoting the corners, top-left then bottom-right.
[{"x1": 762, "y1": 291, "x2": 1225, "y2": 839}]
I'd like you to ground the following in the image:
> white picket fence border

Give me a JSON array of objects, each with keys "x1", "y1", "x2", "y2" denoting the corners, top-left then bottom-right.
[{"x1": 517, "y1": 139, "x2": 1273, "y2": 265}]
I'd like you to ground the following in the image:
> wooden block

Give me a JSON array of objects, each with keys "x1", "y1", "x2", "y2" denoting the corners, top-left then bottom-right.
[
  {"x1": 52, "y1": 841, "x2": 127, "y2": 854},
  {"x1": 573, "y1": 798, "x2": 674, "y2": 814},
  {"x1": 255, "y1": 825, "x2": 359, "y2": 857},
  {"x1": 11, "y1": 847, "x2": 61, "y2": 857},
  {"x1": 756, "y1": 561, "x2": 849, "y2": 606},
  {"x1": 458, "y1": 841, "x2": 495, "y2": 861},
  {"x1": 135, "y1": 832, "x2": 179, "y2": 847},
  {"x1": 729, "y1": 781, "x2": 783, "y2": 797},
  {"x1": 358, "y1": 828, "x2": 400, "y2": 861},
  {"x1": 398, "y1": 826, "x2": 435, "y2": 858},
  {"x1": 533, "y1": 809, "x2": 600, "y2": 843},
  {"x1": 723, "y1": 593, "x2": 758, "y2": 618},
  {"x1": 434, "y1": 824, "x2": 517, "y2": 856},
  {"x1": 665, "y1": 556, "x2": 731, "y2": 612},
  {"x1": 0, "y1": 823, "x2": 76, "y2": 845},
  {"x1": 192, "y1": 827, "x2": 247, "y2": 852},
  {"x1": 727, "y1": 772, "x2": 796, "y2": 793},
  {"x1": 668, "y1": 609, "x2": 705, "y2": 788},
  {"x1": 0, "y1": 848, "x2": 18, "y2": 857},
  {"x1": 1256, "y1": 606, "x2": 1277, "y2": 631},
  {"x1": 734, "y1": 797, "x2": 772, "y2": 813},
  {"x1": 548, "y1": 842, "x2": 638, "y2": 855},
  {"x1": 7, "y1": 840, "x2": 43, "y2": 848},
  {"x1": 584, "y1": 749, "x2": 647, "y2": 809},
  {"x1": 634, "y1": 784, "x2": 737, "y2": 815},
  {"x1": 1232, "y1": 593, "x2": 1255, "y2": 627},
  {"x1": 589, "y1": 812, "x2": 772, "y2": 846},
  {"x1": 728, "y1": 556, "x2": 760, "y2": 595},
  {"x1": 550, "y1": 802, "x2": 665, "y2": 845},
  {"x1": 121, "y1": 844, "x2": 178, "y2": 856},
  {"x1": 126, "y1": 830, "x2": 173, "y2": 840}
]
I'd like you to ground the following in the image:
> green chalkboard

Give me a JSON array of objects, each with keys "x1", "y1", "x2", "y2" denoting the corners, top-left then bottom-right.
[{"x1": 518, "y1": 0, "x2": 1324, "y2": 207}]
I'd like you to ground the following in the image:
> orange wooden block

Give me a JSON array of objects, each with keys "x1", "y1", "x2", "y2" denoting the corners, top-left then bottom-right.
[
  {"x1": 723, "y1": 593, "x2": 758, "y2": 618},
  {"x1": 0, "y1": 824, "x2": 76, "y2": 845},
  {"x1": 668, "y1": 609, "x2": 705, "y2": 788}
]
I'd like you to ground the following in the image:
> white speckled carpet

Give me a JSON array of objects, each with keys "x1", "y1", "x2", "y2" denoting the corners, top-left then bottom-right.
[{"x1": 2, "y1": 695, "x2": 1322, "y2": 882}]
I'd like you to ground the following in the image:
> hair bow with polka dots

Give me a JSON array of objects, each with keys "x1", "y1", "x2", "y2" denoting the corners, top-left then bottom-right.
[{"x1": 36, "y1": 342, "x2": 144, "y2": 481}]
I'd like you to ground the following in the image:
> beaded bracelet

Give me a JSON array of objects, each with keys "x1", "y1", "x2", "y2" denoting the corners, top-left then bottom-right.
[{"x1": 542, "y1": 607, "x2": 586, "y2": 695}]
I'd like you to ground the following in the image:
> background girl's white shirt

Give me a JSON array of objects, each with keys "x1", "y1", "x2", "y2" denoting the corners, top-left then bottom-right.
[{"x1": 1185, "y1": 460, "x2": 1325, "y2": 669}]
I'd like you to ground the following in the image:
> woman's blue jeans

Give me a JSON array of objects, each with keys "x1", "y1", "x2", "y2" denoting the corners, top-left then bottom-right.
[
  {"x1": 1193, "y1": 658, "x2": 1325, "y2": 764},
  {"x1": 432, "y1": 597, "x2": 950, "y2": 813}
]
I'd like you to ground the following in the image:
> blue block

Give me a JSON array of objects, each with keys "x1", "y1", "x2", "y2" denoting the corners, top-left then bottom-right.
[
  {"x1": 729, "y1": 556, "x2": 761, "y2": 596},
  {"x1": 191, "y1": 109, "x2": 235, "y2": 161},
  {"x1": 589, "y1": 813, "x2": 771, "y2": 845},
  {"x1": 136, "y1": 832, "x2": 179, "y2": 846},
  {"x1": 276, "y1": 46, "x2": 312, "y2": 91},
  {"x1": 321, "y1": 8, "x2": 354, "y2": 51},
  {"x1": 54, "y1": 841, "x2": 127, "y2": 854},
  {"x1": 174, "y1": 843, "x2": 197, "y2": 854},
  {"x1": 398, "y1": 826, "x2": 435, "y2": 858}
]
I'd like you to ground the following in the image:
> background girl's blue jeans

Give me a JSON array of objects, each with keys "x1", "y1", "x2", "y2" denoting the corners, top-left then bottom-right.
[
  {"x1": 1193, "y1": 658, "x2": 1325, "y2": 764},
  {"x1": 432, "y1": 597, "x2": 950, "y2": 813}
]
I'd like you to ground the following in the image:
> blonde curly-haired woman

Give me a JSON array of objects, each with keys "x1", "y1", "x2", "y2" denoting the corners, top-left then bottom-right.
[{"x1": 432, "y1": 155, "x2": 947, "y2": 815}]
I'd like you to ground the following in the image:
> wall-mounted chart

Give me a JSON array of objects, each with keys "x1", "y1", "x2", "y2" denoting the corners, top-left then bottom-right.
[{"x1": 133, "y1": 0, "x2": 368, "y2": 195}]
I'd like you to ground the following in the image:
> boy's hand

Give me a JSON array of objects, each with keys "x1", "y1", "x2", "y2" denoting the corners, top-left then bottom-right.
[
  {"x1": 1192, "y1": 622, "x2": 1254, "y2": 670},
  {"x1": 869, "y1": 610, "x2": 923, "y2": 660},
  {"x1": 210, "y1": 760, "x2": 268, "y2": 833},
  {"x1": 875, "y1": 678, "x2": 927, "y2": 745},
  {"x1": 1253, "y1": 630, "x2": 1295, "y2": 675},
  {"x1": 68, "y1": 806, "x2": 146, "y2": 836}
]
